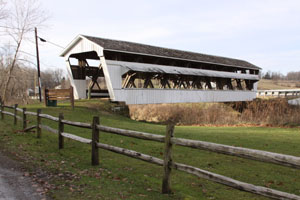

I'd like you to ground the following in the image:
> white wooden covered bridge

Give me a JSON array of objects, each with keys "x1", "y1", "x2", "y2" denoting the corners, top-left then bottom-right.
[{"x1": 60, "y1": 35, "x2": 261, "y2": 104}]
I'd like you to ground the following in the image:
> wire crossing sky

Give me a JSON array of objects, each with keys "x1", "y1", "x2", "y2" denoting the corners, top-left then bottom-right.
[{"x1": 4, "y1": 0, "x2": 300, "y2": 74}]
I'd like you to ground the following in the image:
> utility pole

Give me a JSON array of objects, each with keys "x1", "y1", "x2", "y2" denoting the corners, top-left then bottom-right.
[{"x1": 35, "y1": 27, "x2": 42, "y2": 102}]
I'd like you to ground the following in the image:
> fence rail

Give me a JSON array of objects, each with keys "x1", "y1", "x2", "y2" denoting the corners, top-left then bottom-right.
[
  {"x1": 0, "y1": 101, "x2": 300, "y2": 200},
  {"x1": 25, "y1": 111, "x2": 37, "y2": 116},
  {"x1": 40, "y1": 124, "x2": 58, "y2": 134},
  {"x1": 39, "y1": 114, "x2": 59, "y2": 122},
  {"x1": 171, "y1": 137, "x2": 300, "y2": 169},
  {"x1": 97, "y1": 125, "x2": 165, "y2": 142},
  {"x1": 2, "y1": 111, "x2": 16, "y2": 117},
  {"x1": 3, "y1": 105, "x2": 15, "y2": 109},
  {"x1": 62, "y1": 119, "x2": 91, "y2": 129}
]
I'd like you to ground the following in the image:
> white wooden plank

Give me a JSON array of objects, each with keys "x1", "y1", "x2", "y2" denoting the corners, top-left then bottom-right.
[{"x1": 113, "y1": 89, "x2": 256, "y2": 104}]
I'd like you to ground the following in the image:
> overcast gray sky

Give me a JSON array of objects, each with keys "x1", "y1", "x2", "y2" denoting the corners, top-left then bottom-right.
[{"x1": 17, "y1": 0, "x2": 300, "y2": 74}]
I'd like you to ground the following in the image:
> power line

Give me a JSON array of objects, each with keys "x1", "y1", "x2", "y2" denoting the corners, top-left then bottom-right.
[
  {"x1": 38, "y1": 36, "x2": 64, "y2": 49},
  {"x1": 0, "y1": 26, "x2": 65, "y2": 49},
  {"x1": 0, "y1": 43, "x2": 62, "y2": 69},
  {"x1": 0, "y1": 29, "x2": 66, "y2": 70},
  {"x1": 17, "y1": 50, "x2": 61, "y2": 69}
]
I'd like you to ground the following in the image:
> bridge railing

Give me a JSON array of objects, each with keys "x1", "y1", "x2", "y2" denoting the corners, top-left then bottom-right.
[{"x1": 257, "y1": 89, "x2": 300, "y2": 97}]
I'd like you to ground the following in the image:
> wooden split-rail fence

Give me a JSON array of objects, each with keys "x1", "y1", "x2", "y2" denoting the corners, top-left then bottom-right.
[{"x1": 0, "y1": 102, "x2": 300, "y2": 200}]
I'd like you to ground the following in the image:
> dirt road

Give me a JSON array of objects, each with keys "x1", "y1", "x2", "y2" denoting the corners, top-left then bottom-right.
[{"x1": 0, "y1": 152, "x2": 46, "y2": 200}]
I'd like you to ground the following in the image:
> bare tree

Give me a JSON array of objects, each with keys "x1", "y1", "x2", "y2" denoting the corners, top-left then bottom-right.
[
  {"x1": 0, "y1": 0, "x2": 7, "y2": 21},
  {"x1": 1, "y1": 0, "x2": 47, "y2": 103},
  {"x1": 53, "y1": 68, "x2": 63, "y2": 85},
  {"x1": 286, "y1": 71, "x2": 300, "y2": 81},
  {"x1": 0, "y1": 51, "x2": 36, "y2": 104},
  {"x1": 41, "y1": 69, "x2": 64, "y2": 89}
]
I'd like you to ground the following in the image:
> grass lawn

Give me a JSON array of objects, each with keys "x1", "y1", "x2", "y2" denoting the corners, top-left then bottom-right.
[{"x1": 0, "y1": 99, "x2": 300, "y2": 200}]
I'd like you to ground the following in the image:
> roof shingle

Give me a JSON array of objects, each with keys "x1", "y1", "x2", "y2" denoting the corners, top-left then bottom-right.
[{"x1": 83, "y1": 35, "x2": 260, "y2": 70}]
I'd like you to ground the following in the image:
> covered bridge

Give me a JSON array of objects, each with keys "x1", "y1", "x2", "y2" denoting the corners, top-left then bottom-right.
[{"x1": 60, "y1": 35, "x2": 261, "y2": 104}]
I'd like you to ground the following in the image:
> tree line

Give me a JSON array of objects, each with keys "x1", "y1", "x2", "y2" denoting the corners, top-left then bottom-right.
[
  {"x1": 262, "y1": 71, "x2": 300, "y2": 81},
  {"x1": 0, "y1": 56, "x2": 69, "y2": 104}
]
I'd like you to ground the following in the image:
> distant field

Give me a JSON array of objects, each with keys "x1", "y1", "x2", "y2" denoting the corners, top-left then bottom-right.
[
  {"x1": 0, "y1": 100, "x2": 300, "y2": 200},
  {"x1": 258, "y1": 79, "x2": 300, "y2": 90}
]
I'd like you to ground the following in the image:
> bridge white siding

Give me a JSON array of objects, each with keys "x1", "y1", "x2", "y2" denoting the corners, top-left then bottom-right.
[
  {"x1": 104, "y1": 64, "x2": 124, "y2": 89},
  {"x1": 65, "y1": 60, "x2": 86, "y2": 99},
  {"x1": 73, "y1": 80, "x2": 86, "y2": 99},
  {"x1": 62, "y1": 36, "x2": 104, "y2": 58},
  {"x1": 113, "y1": 89, "x2": 256, "y2": 104}
]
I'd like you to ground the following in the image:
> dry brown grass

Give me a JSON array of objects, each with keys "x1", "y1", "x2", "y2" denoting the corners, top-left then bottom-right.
[
  {"x1": 258, "y1": 79, "x2": 300, "y2": 90},
  {"x1": 241, "y1": 99, "x2": 300, "y2": 126},
  {"x1": 129, "y1": 103, "x2": 239, "y2": 125},
  {"x1": 129, "y1": 99, "x2": 300, "y2": 127}
]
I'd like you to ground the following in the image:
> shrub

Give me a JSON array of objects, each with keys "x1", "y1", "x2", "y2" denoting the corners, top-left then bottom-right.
[
  {"x1": 129, "y1": 99, "x2": 300, "y2": 127},
  {"x1": 240, "y1": 99, "x2": 300, "y2": 126}
]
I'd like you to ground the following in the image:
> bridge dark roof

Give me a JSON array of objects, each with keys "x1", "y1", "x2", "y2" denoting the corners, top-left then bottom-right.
[{"x1": 83, "y1": 35, "x2": 260, "y2": 70}]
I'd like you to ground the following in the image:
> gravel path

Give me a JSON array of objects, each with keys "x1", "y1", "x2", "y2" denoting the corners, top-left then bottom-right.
[{"x1": 0, "y1": 152, "x2": 47, "y2": 200}]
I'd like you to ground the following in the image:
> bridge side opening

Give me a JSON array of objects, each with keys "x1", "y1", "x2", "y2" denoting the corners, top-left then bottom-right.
[
  {"x1": 121, "y1": 72, "x2": 256, "y2": 91},
  {"x1": 104, "y1": 59, "x2": 258, "y2": 92},
  {"x1": 68, "y1": 51, "x2": 109, "y2": 99}
]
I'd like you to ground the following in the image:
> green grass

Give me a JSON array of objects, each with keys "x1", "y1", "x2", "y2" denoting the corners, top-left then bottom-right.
[{"x1": 0, "y1": 99, "x2": 300, "y2": 200}]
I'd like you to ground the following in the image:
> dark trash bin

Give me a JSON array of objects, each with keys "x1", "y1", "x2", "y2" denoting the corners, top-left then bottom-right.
[{"x1": 47, "y1": 100, "x2": 57, "y2": 107}]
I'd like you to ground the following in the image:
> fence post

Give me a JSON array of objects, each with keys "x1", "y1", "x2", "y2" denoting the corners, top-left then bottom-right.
[
  {"x1": 162, "y1": 123, "x2": 175, "y2": 194},
  {"x1": 0, "y1": 101, "x2": 3, "y2": 120},
  {"x1": 14, "y1": 104, "x2": 18, "y2": 125},
  {"x1": 70, "y1": 86, "x2": 74, "y2": 110},
  {"x1": 44, "y1": 88, "x2": 48, "y2": 107},
  {"x1": 22, "y1": 108, "x2": 27, "y2": 129},
  {"x1": 36, "y1": 109, "x2": 41, "y2": 138},
  {"x1": 87, "y1": 87, "x2": 91, "y2": 100},
  {"x1": 91, "y1": 116, "x2": 99, "y2": 165},
  {"x1": 58, "y1": 113, "x2": 64, "y2": 149}
]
